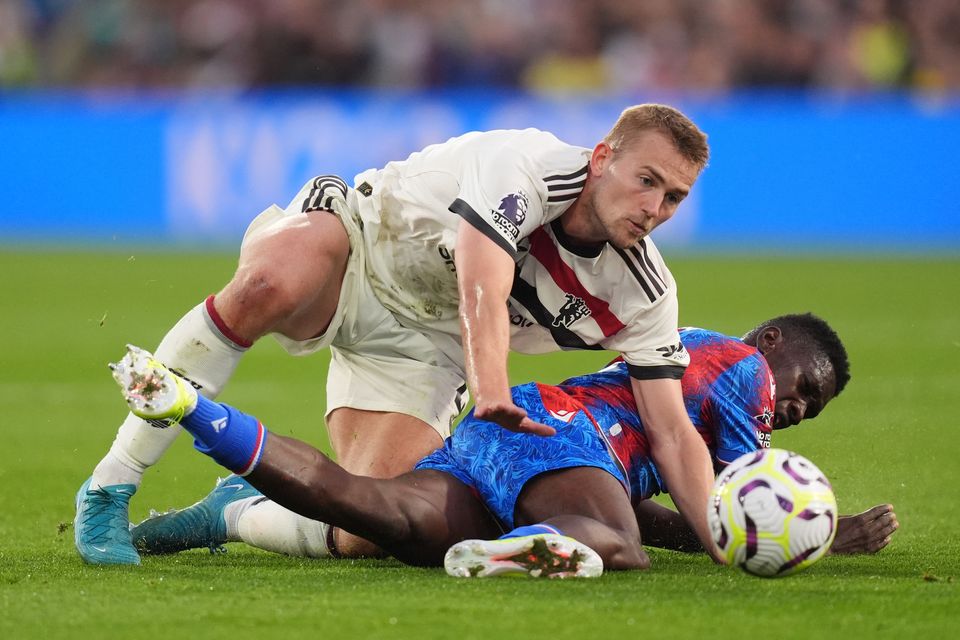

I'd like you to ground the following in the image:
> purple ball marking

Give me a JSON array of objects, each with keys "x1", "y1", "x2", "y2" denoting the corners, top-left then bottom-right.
[
  {"x1": 781, "y1": 459, "x2": 812, "y2": 485},
  {"x1": 744, "y1": 513, "x2": 758, "y2": 559},
  {"x1": 777, "y1": 495, "x2": 794, "y2": 512},
  {"x1": 777, "y1": 547, "x2": 818, "y2": 573},
  {"x1": 717, "y1": 520, "x2": 729, "y2": 548},
  {"x1": 711, "y1": 499, "x2": 730, "y2": 548},
  {"x1": 796, "y1": 507, "x2": 837, "y2": 537},
  {"x1": 737, "y1": 478, "x2": 771, "y2": 503}
]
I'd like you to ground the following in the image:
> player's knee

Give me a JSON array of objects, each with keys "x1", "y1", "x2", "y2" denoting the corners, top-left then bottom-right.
[
  {"x1": 223, "y1": 216, "x2": 348, "y2": 332},
  {"x1": 334, "y1": 530, "x2": 386, "y2": 559},
  {"x1": 227, "y1": 263, "x2": 303, "y2": 319},
  {"x1": 604, "y1": 537, "x2": 650, "y2": 571},
  {"x1": 214, "y1": 261, "x2": 305, "y2": 338}
]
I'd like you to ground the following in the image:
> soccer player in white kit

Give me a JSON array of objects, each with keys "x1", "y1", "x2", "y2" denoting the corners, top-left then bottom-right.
[{"x1": 75, "y1": 103, "x2": 723, "y2": 564}]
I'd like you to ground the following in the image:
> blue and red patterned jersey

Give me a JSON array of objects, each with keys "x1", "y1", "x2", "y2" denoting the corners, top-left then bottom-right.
[{"x1": 552, "y1": 328, "x2": 776, "y2": 500}]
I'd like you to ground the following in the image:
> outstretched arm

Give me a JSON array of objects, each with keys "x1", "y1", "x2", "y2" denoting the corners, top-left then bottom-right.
[
  {"x1": 455, "y1": 220, "x2": 554, "y2": 436},
  {"x1": 633, "y1": 499, "x2": 702, "y2": 552},
  {"x1": 830, "y1": 504, "x2": 899, "y2": 554},
  {"x1": 631, "y1": 377, "x2": 722, "y2": 563},
  {"x1": 635, "y1": 499, "x2": 899, "y2": 556}
]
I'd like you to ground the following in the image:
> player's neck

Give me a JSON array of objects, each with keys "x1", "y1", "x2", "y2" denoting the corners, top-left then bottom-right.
[{"x1": 559, "y1": 198, "x2": 606, "y2": 250}]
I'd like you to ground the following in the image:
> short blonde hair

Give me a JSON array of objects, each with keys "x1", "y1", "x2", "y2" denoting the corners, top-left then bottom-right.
[{"x1": 604, "y1": 104, "x2": 709, "y2": 172}]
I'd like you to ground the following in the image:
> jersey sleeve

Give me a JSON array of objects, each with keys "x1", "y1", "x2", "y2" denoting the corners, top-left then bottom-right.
[
  {"x1": 602, "y1": 267, "x2": 689, "y2": 380},
  {"x1": 707, "y1": 358, "x2": 775, "y2": 465},
  {"x1": 448, "y1": 147, "x2": 549, "y2": 258}
]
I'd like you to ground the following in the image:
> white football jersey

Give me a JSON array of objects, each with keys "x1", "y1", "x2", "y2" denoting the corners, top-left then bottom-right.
[{"x1": 351, "y1": 128, "x2": 689, "y2": 379}]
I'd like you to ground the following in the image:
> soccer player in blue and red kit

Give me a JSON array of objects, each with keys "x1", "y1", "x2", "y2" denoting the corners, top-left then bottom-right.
[{"x1": 111, "y1": 313, "x2": 897, "y2": 577}]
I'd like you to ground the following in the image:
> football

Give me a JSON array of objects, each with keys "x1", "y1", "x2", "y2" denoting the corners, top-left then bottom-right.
[{"x1": 708, "y1": 448, "x2": 838, "y2": 577}]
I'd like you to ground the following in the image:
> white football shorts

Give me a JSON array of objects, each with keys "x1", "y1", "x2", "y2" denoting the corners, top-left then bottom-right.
[{"x1": 240, "y1": 177, "x2": 468, "y2": 438}]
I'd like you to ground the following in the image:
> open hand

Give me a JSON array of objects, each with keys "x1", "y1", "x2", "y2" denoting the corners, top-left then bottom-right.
[
  {"x1": 473, "y1": 400, "x2": 556, "y2": 437},
  {"x1": 831, "y1": 504, "x2": 899, "y2": 555}
]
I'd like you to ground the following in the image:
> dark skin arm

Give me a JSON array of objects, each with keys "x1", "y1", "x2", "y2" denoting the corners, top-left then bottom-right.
[
  {"x1": 630, "y1": 377, "x2": 722, "y2": 562},
  {"x1": 633, "y1": 499, "x2": 702, "y2": 552},
  {"x1": 829, "y1": 504, "x2": 899, "y2": 554},
  {"x1": 633, "y1": 499, "x2": 899, "y2": 555}
]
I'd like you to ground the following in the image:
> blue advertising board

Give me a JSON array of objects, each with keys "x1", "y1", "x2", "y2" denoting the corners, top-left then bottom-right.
[{"x1": 1, "y1": 90, "x2": 957, "y2": 250}]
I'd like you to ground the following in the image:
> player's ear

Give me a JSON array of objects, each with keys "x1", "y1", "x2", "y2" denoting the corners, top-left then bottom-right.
[
  {"x1": 590, "y1": 142, "x2": 613, "y2": 176},
  {"x1": 757, "y1": 326, "x2": 783, "y2": 354}
]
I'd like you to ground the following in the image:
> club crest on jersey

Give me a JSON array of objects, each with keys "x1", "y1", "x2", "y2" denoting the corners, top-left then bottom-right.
[
  {"x1": 552, "y1": 293, "x2": 591, "y2": 328},
  {"x1": 491, "y1": 190, "x2": 528, "y2": 240},
  {"x1": 755, "y1": 407, "x2": 774, "y2": 429}
]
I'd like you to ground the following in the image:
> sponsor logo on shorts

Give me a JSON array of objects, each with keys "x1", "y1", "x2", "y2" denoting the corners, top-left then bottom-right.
[
  {"x1": 490, "y1": 190, "x2": 528, "y2": 240},
  {"x1": 438, "y1": 245, "x2": 457, "y2": 273},
  {"x1": 656, "y1": 342, "x2": 687, "y2": 361},
  {"x1": 302, "y1": 175, "x2": 348, "y2": 213},
  {"x1": 552, "y1": 293, "x2": 591, "y2": 328}
]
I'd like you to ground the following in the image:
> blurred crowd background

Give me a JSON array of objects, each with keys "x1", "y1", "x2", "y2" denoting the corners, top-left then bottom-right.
[{"x1": 1, "y1": 0, "x2": 958, "y2": 93}]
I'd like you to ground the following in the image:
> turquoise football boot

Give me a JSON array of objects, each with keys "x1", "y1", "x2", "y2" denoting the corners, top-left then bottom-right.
[
  {"x1": 131, "y1": 475, "x2": 262, "y2": 554},
  {"x1": 74, "y1": 476, "x2": 140, "y2": 565}
]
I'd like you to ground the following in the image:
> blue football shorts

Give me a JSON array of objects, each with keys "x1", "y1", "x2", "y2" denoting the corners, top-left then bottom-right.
[{"x1": 415, "y1": 382, "x2": 627, "y2": 529}]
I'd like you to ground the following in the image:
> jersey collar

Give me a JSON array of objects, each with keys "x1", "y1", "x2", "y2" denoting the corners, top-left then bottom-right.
[{"x1": 550, "y1": 218, "x2": 604, "y2": 259}]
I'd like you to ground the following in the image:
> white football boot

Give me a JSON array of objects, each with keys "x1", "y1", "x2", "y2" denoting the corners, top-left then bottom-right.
[{"x1": 445, "y1": 533, "x2": 603, "y2": 578}]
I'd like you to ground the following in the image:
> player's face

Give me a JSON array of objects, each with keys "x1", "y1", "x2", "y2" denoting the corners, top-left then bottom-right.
[
  {"x1": 586, "y1": 131, "x2": 699, "y2": 250},
  {"x1": 770, "y1": 353, "x2": 837, "y2": 430}
]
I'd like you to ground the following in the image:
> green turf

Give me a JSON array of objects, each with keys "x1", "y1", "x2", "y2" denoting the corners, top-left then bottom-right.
[{"x1": 1, "y1": 249, "x2": 958, "y2": 639}]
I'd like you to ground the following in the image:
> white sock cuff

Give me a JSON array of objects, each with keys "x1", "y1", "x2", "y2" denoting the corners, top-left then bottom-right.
[
  {"x1": 234, "y1": 499, "x2": 332, "y2": 558},
  {"x1": 154, "y1": 299, "x2": 247, "y2": 399},
  {"x1": 95, "y1": 299, "x2": 249, "y2": 483}
]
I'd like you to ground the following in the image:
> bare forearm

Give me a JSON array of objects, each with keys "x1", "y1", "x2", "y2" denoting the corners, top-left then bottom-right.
[
  {"x1": 634, "y1": 500, "x2": 701, "y2": 552},
  {"x1": 631, "y1": 376, "x2": 721, "y2": 562},
  {"x1": 649, "y1": 428, "x2": 716, "y2": 555},
  {"x1": 459, "y1": 280, "x2": 511, "y2": 404},
  {"x1": 454, "y1": 222, "x2": 514, "y2": 406}
]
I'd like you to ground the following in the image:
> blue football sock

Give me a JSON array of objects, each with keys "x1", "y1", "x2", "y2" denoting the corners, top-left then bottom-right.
[
  {"x1": 181, "y1": 396, "x2": 268, "y2": 476},
  {"x1": 499, "y1": 523, "x2": 564, "y2": 540}
]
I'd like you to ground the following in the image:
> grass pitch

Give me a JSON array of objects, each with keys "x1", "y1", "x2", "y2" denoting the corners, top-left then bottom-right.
[{"x1": 1, "y1": 249, "x2": 958, "y2": 639}]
